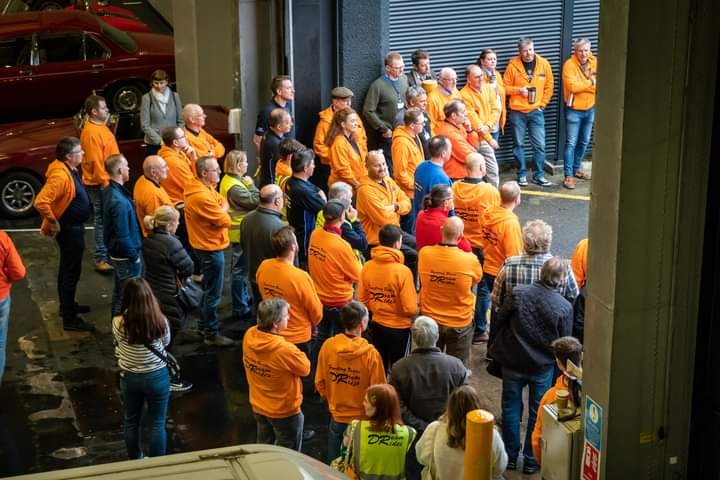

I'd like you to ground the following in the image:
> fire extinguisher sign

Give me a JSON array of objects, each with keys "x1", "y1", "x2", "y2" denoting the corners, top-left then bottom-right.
[{"x1": 582, "y1": 396, "x2": 603, "y2": 480}]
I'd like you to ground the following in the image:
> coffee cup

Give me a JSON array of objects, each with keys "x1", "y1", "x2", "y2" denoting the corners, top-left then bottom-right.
[
  {"x1": 556, "y1": 389, "x2": 569, "y2": 410},
  {"x1": 527, "y1": 86, "x2": 537, "y2": 104}
]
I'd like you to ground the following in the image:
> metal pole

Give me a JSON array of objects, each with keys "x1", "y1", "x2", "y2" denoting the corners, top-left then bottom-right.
[{"x1": 464, "y1": 409, "x2": 494, "y2": 480}]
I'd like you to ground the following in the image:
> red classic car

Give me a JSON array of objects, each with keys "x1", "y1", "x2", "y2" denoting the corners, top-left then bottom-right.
[
  {"x1": 0, "y1": 10, "x2": 175, "y2": 122},
  {"x1": 0, "y1": 106, "x2": 234, "y2": 218}
]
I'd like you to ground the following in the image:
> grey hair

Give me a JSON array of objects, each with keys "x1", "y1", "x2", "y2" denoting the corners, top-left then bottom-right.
[
  {"x1": 574, "y1": 38, "x2": 591, "y2": 49},
  {"x1": 257, "y1": 298, "x2": 289, "y2": 332},
  {"x1": 196, "y1": 156, "x2": 216, "y2": 175},
  {"x1": 328, "y1": 181, "x2": 353, "y2": 201},
  {"x1": 412, "y1": 316, "x2": 439, "y2": 348},
  {"x1": 518, "y1": 37, "x2": 534, "y2": 49},
  {"x1": 540, "y1": 257, "x2": 567, "y2": 288},
  {"x1": 405, "y1": 85, "x2": 426, "y2": 103},
  {"x1": 522, "y1": 219, "x2": 553, "y2": 254}
]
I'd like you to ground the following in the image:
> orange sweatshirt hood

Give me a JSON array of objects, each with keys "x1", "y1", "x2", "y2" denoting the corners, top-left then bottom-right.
[
  {"x1": 183, "y1": 176, "x2": 211, "y2": 199},
  {"x1": 245, "y1": 326, "x2": 289, "y2": 353},
  {"x1": 333, "y1": 334, "x2": 378, "y2": 360},
  {"x1": 483, "y1": 205, "x2": 516, "y2": 228},
  {"x1": 370, "y1": 245, "x2": 405, "y2": 264}
]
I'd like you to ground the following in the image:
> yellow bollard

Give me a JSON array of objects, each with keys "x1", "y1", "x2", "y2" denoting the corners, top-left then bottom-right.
[{"x1": 464, "y1": 409, "x2": 494, "y2": 480}]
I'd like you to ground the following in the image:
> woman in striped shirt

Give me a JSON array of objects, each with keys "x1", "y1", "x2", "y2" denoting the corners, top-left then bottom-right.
[{"x1": 113, "y1": 277, "x2": 171, "y2": 459}]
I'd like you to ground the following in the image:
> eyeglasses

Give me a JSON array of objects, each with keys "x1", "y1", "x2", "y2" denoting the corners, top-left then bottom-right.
[
  {"x1": 388, "y1": 65, "x2": 404, "y2": 71},
  {"x1": 205, "y1": 168, "x2": 220, "y2": 173},
  {"x1": 69, "y1": 149, "x2": 83, "y2": 155}
]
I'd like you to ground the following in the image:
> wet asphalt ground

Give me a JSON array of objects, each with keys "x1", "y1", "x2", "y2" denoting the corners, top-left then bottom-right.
[{"x1": 0, "y1": 169, "x2": 589, "y2": 479}]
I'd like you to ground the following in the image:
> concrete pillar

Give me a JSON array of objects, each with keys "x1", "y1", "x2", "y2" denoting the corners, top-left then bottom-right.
[{"x1": 584, "y1": 0, "x2": 718, "y2": 477}]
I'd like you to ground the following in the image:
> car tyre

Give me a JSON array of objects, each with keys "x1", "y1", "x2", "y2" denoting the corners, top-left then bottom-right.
[
  {"x1": 108, "y1": 82, "x2": 146, "y2": 113},
  {"x1": 0, "y1": 171, "x2": 42, "y2": 219},
  {"x1": 32, "y1": 0, "x2": 69, "y2": 10}
]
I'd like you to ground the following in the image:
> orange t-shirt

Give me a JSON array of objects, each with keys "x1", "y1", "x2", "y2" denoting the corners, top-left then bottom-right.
[
  {"x1": 480, "y1": 205, "x2": 523, "y2": 276},
  {"x1": 451, "y1": 180, "x2": 501, "y2": 248},
  {"x1": 256, "y1": 258, "x2": 323, "y2": 344},
  {"x1": 418, "y1": 244, "x2": 482, "y2": 328}
]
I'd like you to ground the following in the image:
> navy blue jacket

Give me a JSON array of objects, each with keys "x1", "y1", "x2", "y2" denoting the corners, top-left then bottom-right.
[
  {"x1": 102, "y1": 180, "x2": 142, "y2": 259},
  {"x1": 285, "y1": 176, "x2": 325, "y2": 264}
]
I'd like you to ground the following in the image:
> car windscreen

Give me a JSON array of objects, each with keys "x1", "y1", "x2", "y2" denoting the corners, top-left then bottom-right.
[{"x1": 100, "y1": 21, "x2": 137, "y2": 53}]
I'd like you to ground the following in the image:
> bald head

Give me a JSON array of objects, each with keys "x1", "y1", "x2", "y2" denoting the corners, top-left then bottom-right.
[
  {"x1": 465, "y1": 152, "x2": 486, "y2": 178},
  {"x1": 259, "y1": 184, "x2": 283, "y2": 209},
  {"x1": 500, "y1": 181, "x2": 521, "y2": 207},
  {"x1": 182, "y1": 103, "x2": 202, "y2": 121},
  {"x1": 441, "y1": 217, "x2": 464, "y2": 243},
  {"x1": 143, "y1": 155, "x2": 165, "y2": 175}
]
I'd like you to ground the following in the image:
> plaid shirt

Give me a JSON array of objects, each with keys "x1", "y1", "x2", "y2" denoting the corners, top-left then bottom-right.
[{"x1": 491, "y1": 252, "x2": 579, "y2": 309}]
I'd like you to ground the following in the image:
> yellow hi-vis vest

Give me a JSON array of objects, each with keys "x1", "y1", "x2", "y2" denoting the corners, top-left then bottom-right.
[
  {"x1": 350, "y1": 419, "x2": 416, "y2": 480},
  {"x1": 219, "y1": 174, "x2": 249, "y2": 244}
]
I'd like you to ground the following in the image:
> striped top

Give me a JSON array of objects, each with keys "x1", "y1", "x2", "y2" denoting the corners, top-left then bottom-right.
[{"x1": 112, "y1": 315, "x2": 171, "y2": 374}]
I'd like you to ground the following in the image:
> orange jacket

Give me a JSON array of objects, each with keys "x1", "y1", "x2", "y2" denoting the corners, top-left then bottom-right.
[
  {"x1": 183, "y1": 178, "x2": 230, "y2": 251},
  {"x1": 532, "y1": 375, "x2": 569, "y2": 462},
  {"x1": 356, "y1": 176, "x2": 411, "y2": 245},
  {"x1": 308, "y1": 227, "x2": 361, "y2": 306},
  {"x1": 459, "y1": 83, "x2": 500, "y2": 143},
  {"x1": 315, "y1": 333, "x2": 386, "y2": 423},
  {"x1": 80, "y1": 121, "x2": 119, "y2": 187},
  {"x1": 562, "y1": 54, "x2": 597, "y2": 110},
  {"x1": 418, "y1": 244, "x2": 483, "y2": 328},
  {"x1": 35, "y1": 160, "x2": 76, "y2": 236},
  {"x1": 158, "y1": 145, "x2": 195, "y2": 204},
  {"x1": 242, "y1": 325, "x2": 310, "y2": 418},
  {"x1": 427, "y1": 87, "x2": 461, "y2": 128},
  {"x1": 480, "y1": 205, "x2": 523, "y2": 276},
  {"x1": 503, "y1": 53, "x2": 554, "y2": 113},
  {"x1": 328, "y1": 134, "x2": 368, "y2": 188},
  {"x1": 433, "y1": 120, "x2": 480, "y2": 180},
  {"x1": 484, "y1": 69, "x2": 507, "y2": 132},
  {"x1": 184, "y1": 127, "x2": 225, "y2": 159},
  {"x1": 314, "y1": 106, "x2": 368, "y2": 165},
  {"x1": 0, "y1": 231, "x2": 25, "y2": 299},
  {"x1": 133, "y1": 175, "x2": 172, "y2": 237},
  {"x1": 571, "y1": 238, "x2": 588, "y2": 288},
  {"x1": 256, "y1": 258, "x2": 323, "y2": 344},
  {"x1": 391, "y1": 126, "x2": 424, "y2": 198},
  {"x1": 451, "y1": 180, "x2": 501, "y2": 248},
  {"x1": 358, "y1": 246, "x2": 417, "y2": 329}
]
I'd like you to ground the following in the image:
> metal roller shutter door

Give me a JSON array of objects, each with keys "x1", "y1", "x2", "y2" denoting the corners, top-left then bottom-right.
[{"x1": 389, "y1": 0, "x2": 570, "y2": 168}]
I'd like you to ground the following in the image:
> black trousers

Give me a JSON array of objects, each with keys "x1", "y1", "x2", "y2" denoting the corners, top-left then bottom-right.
[
  {"x1": 175, "y1": 207, "x2": 200, "y2": 275},
  {"x1": 368, "y1": 321, "x2": 411, "y2": 372},
  {"x1": 56, "y1": 224, "x2": 85, "y2": 320}
]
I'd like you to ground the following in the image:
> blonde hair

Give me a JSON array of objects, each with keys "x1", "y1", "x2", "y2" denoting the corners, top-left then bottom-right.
[
  {"x1": 224, "y1": 150, "x2": 248, "y2": 175},
  {"x1": 144, "y1": 205, "x2": 179, "y2": 232}
]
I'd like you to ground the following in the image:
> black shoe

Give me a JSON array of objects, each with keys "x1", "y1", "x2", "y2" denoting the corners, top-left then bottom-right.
[
  {"x1": 302, "y1": 429, "x2": 316, "y2": 441},
  {"x1": 73, "y1": 304, "x2": 91, "y2": 314},
  {"x1": 170, "y1": 379, "x2": 193, "y2": 392},
  {"x1": 63, "y1": 316, "x2": 95, "y2": 332},
  {"x1": 523, "y1": 462, "x2": 539, "y2": 474}
]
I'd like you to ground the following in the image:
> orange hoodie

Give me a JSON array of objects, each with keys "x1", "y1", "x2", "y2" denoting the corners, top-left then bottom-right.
[
  {"x1": 391, "y1": 125, "x2": 424, "y2": 198},
  {"x1": 418, "y1": 245, "x2": 483, "y2": 328},
  {"x1": 571, "y1": 238, "x2": 588, "y2": 288},
  {"x1": 480, "y1": 205, "x2": 523, "y2": 276},
  {"x1": 484, "y1": 69, "x2": 507, "y2": 132},
  {"x1": 503, "y1": 53, "x2": 554, "y2": 113},
  {"x1": 562, "y1": 54, "x2": 597, "y2": 110},
  {"x1": 427, "y1": 87, "x2": 461, "y2": 128},
  {"x1": 80, "y1": 121, "x2": 119, "y2": 187},
  {"x1": 315, "y1": 333, "x2": 386, "y2": 423},
  {"x1": 358, "y1": 246, "x2": 417, "y2": 329},
  {"x1": 242, "y1": 325, "x2": 310, "y2": 418},
  {"x1": 184, "y1": 127, "x2": 225, "y2": 159},
  {"x1": 356, "y1": 176, "x2": 411, "y2": 245},
  {"x1": 183, "y1": 177, "x2": 230, "y2": 251},
  {"x1": 158, "y1": 145, "x2": 195, "y2": 204},
  {"x1": 451, "y1": 180, "x2": 501, "y2": 248},
  {"x1": 308, "y1": 227, "x2": 361, "y2": 306},
  {"x1": 314, "y1": 106, "x2": 368, "y2": 166},
  {"x1": 0, "y1": 231, "x2": 25, "y2": 300},
  {"x1": 34, "y1": 160, "x2": 76, "y2": 236},
  {"x1": 532, "y1": 375, "x2": 570, "y2": 462},
  {"x1": 433, "y1": 120, "x2": 480, "y2": 180},
  {"x1": 133, "y1": 175, "x2": 173, "y2": 237},
  {"x1": 256, "y1": 258, "x2": 323, "y2": 344},
  {"x1": 460, "y1": 83, "x2": 500, "y2": 144},
  {"x1": 328, "y1": 134, "x2": 368, "y2": 189}
]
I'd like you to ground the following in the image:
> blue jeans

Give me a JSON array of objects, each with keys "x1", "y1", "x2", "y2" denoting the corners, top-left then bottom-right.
[
  {"x1": 230, "y1": 243, "x2": 251, "y2": 317},
  {"x1": 474, "y1": 275, "x2": 494, "y2": 335},
  {"x1": 254, "y1": 411, "x2": 304, "y2": 452},
  {"x1": 86, "y1": 186, "x2": 108, "y2": 262},
  {"x1": 327, "y1": 419, "x2": 349, "y2": 462},
  {"x1": 564, "y1": 107, "x2": 595, "y2": 176},
  {"x1": 110, "y1": 256, "x2": 142, "y2": 316},
  {"x1": 120, "y1": 367, "x2": 170, "y2": 459},
  {"x1": 196, "y1": 250, "x2": 224, "y2": 338},
  {"x1": 0, "y1": 296, "x2": 10, "y2": 384},
  {"x1": 501, "y1": 366, "x2": 554, "y2": 468},
  {"x1": 509, "y1": 109, "x2": 546, "y2": 180}
]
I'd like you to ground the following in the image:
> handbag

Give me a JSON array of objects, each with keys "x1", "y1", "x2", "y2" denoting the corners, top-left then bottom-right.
[
  {"x1": 330, "y1": 420, "x2": 358, "y2": 478},
  {"x1": 145, "y1": 342, "x2": 181, "y2": 380},
  {"x1": 175, "y1": 277, "x2": 203, "y2": 313}
]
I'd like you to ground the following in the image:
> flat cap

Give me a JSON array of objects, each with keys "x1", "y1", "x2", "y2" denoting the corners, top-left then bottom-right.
[{"x1": 331, "y1": 86, "x2": 354, "y2": 99}]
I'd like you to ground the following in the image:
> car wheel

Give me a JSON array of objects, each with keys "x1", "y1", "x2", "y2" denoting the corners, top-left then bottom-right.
[
  {"x1": 0, "y1": 171, "x2": 42, "y2": 219},
  {"x1": 108, "y1": 82, "x2": 146, "y2": 113},
  {"x1": 33, "y1": 0, "x2": 68, "y2": 10}
]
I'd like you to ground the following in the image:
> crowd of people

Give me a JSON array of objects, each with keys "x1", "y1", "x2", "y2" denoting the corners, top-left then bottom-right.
[{"x1": 21, "y1": 34, "x2": 597, "y2": 478}]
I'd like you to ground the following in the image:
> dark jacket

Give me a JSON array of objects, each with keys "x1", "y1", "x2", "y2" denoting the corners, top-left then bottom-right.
[
  {"x1": 285, "y1": 176, "x2": 325, "y2": 264},
  {"x1": 102, "y1": 180, "x2": 142, "y2": 259},
  {"x1": 342, "y1": 218, "x2": 368, "y2": 253},
  {"x1": 259, "y1": 130, "x2": 284, "y2": 187},
  {"x1": 143, "y1": 229, "x2": 194, "y2": 329},
  {"x1": 489, "y1": 281, "x2": 573, "y2": 374},
  {"x1": 389, "y1": 347, "x2": 467, "y2": 432},
  {"x1": 240, "y1": 206, "x2": 285, "y2": 284}
]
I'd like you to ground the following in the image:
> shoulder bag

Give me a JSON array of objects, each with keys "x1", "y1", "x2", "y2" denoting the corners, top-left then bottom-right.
[{"x1": 175, "y1": 277, "x2": 203, "y2": 313}]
